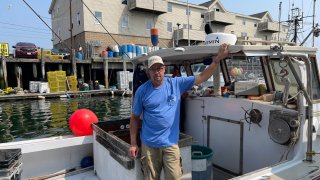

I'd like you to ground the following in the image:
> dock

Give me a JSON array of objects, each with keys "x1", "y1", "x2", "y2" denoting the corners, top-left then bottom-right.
[
  {"x1": 0, "y1": 89, "x2": 132, "y2": 102},
  {"x1": 0, "y1": 55, "x2": 134, "y2": 96}
]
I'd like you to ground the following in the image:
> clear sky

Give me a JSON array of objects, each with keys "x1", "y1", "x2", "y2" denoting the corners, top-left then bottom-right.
[{"x1": 0, "y1": 0, "x2": 318, "y2": 52}]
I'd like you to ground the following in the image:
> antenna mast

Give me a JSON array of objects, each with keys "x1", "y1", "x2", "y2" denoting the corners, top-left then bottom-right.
[{"x1": 278, "y1": 2, "x2": 282, "y2": 41}]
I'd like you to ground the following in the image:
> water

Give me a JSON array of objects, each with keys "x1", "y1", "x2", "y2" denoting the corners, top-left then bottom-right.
[{"x1": 0, "y1": 96, "x2": 132, "y2": 143}]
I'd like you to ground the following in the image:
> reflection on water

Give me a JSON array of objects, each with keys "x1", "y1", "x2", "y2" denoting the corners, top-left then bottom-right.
[{"x1": 0, "y1": 96, "x2": 132, "y2": 143}]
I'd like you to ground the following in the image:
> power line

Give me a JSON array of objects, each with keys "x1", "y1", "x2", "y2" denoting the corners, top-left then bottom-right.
[
  {"x1": 0, "y1": 26, "x2": 51, "y2": 34},
  {"x1": 0, "y1": 21, "x2": 50, "y2": 31}
]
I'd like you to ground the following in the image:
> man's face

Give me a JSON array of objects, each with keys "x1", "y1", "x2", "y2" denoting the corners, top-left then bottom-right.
[{"x1": 148, "y1": 63, "x2": 165, "y2": 86}]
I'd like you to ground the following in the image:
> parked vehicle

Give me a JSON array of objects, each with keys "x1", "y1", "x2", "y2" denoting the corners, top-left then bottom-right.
[
  {"x1": 12, "y1": 42, "x2": 38, "y2": 58},
  {"x1": 51, "y1": 48, "x2": 70, "y2": 59}
]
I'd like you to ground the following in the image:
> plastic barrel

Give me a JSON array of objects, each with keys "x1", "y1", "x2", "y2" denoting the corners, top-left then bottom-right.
[
  {"x1": 108, "y1": 51, "x2": 114, "y2": 58},
  {"x1": 191, "y1": 145, "x2": 214, "y2": 180},
  {"x1": 132, "y1": 45, "x2": 136, "y2": 58},
  {"x1": 121, "y1": 45, "x2": 128, "y2": 58},
  {"x1": 113, "y1": 45, "x2": 119, "y2": 57},
  {"x1": 127, "y1": 44, "x2": 133, "y2": 59},
  {"x1": 136, "y1": 45, "x2": 141, "y2": 56}
]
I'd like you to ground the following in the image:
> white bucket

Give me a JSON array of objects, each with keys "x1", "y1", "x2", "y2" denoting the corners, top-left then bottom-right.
[{"x1": 205, "y1": 33, "x2": 237, "y2": 46}]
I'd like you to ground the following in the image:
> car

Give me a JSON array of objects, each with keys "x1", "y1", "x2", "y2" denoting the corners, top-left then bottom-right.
[
  {"x1": 12, "y1": 42, "x2": 38, "y2": 58},
  {"x1": 51, "y1": 48, "x2": 70, "y2": 59}
]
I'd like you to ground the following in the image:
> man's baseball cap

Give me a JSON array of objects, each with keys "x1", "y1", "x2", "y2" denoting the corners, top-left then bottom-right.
[{"x1": 148, "y1": 56, "x2": 164, "y2": 68}]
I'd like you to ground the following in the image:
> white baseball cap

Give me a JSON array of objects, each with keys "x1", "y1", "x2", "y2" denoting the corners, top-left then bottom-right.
[{"x1": 148, "y1": 55, "x2": 164, "y2": 68}]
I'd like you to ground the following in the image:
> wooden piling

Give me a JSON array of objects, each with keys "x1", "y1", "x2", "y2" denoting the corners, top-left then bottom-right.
[
  {"x1": 72, "y1": 49, "x2": 77, "y2": 77},
  {"x1": 80, "y1": 65, "x2": 84, "y2": 79},
  {"x1": 2, "y1": 56, "x2": 8, "y2": 88},
  {"x1": 104, "y1": 59, "x2": 109, "y2": 89},
  {"x1": 41, "y1": 48, "x2": 45, "y2": 79},
  {"x1": 32, "y1": 63, "x2": 37, "y2": 79}
]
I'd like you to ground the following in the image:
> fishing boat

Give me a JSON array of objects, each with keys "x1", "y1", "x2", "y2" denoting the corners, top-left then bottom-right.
[{"x1": 1, "y1": 33, "x2": 320, "y2": 180}]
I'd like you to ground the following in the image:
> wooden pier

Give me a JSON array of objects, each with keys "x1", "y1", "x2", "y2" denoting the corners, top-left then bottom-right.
[
  {"x1": 0, "y1": 55, "x2": 134, "y2": 92},
  {"x1": 0, "y1": 89, "x2": 132, "y2": 102}
]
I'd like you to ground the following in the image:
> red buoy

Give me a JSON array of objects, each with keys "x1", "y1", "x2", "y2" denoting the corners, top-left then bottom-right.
[{"x1": 69, "y1": 109, "x2": 98, "y2": 136}]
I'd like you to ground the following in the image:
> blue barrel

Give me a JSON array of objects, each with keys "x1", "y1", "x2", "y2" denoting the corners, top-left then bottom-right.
[
  {"x1": 132, "y1": 45, "x2": 136, "y2": 58},
  {"x1": 191, "y1": 145, "x2": 213, "y2": 180},
  {"x1": 120, "y1": 44, "x2": 127, "y2": 57},
  {"x1": 108, "y1": 51, "x2": 114, "y2": 58},
  {"x1": 143, "y1": 46, "x2": 148, "y2": 53},
  {"x1": 136, "y1": 45, "x2": 141, "y2": 56},
  {"x1": 127, "y1": 44, "x2": 133, "y2": 59}
]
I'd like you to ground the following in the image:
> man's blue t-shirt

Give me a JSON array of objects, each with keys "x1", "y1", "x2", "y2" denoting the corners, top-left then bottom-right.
[{"x1": 132, "y1": 76, "x2": 195, "y2": 147}]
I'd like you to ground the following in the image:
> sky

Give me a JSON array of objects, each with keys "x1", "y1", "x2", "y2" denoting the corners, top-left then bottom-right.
[{"x1": 0, "y1": 0, "x2": 318, "y2": 52}]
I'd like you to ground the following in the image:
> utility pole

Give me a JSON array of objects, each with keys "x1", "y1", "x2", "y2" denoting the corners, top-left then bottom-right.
[{"x1": 69, "y1": 0, "x2": 73, "y2": 51}]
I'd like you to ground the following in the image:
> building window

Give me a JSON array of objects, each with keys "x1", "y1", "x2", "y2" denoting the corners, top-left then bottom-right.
[
  {"x1": 77, "y1": 12, "x2": 81, "y2": 26},
  {"x1": 94, "y1": 11, "x2": 102, "y2": 24},
  {"x1": 231, "y1": 31, "x2": 235, "y2": 34},
  {"x1": 146, "y1": 19, "x2": 153, "y2": 30},
  {"x1": 183, "y1": 24, "x2": 192, "y2": 29},
  {"x1": 186, "y1": 7, "x2": 191, "y2": 15},
  {"x1": 254, "y1": 23, "x2": 257, "y2": 27},
  {"x1": 215, "y1": 8, "x2": 220, "y2": 12},
  {"x1": 168, "y1": 3, "x2": 172, "y2": 12},
  {"x1": 122, "y1": 0, "x2": 127, "y2": 4},
  {"x1": 122, "y1": 15, "x2": 129, "y2": 28},
  {"x1": 242, "y1": 19, "x2": 246, "y2": 25},
  {"x1": 241, "y1": 32, "x2": 247, "y2": 37},
  {"x1": 167, "y1": 22, "x2": 172, "y2": 32}
]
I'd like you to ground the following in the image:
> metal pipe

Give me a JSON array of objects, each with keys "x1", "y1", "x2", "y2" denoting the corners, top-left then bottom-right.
[{"x1": 283, "y1": 53, "x2": 313, "y2": 161}]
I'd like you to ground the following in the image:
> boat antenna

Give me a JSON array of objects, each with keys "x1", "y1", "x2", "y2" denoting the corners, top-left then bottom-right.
[
  {"x1": 80, "y1": 0, "x2": 130, "y2": 59},
  {"x1": 278, "y1": 2, "x2": 282, "y2": 41},
  {"x1": 21, "y1": 0, "x2": 71, "y2": 52},
  {"x1": 312, "y1": 0, "x2": 316, "y2": 46}
]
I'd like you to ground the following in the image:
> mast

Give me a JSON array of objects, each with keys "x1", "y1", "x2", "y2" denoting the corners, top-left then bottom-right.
[
  {"x1": 278, "y1": 2, "x2": 282, "y2": 41},
  {"x1": 312, "y1": 0, "x2": 316, "y2": 46}
]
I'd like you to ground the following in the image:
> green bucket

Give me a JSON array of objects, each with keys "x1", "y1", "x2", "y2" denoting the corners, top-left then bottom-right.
[{"x1": 191, "y1": 145, "x2": 214, "y2": 180}]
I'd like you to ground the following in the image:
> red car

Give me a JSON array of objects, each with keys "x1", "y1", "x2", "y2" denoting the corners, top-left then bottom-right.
[{"x1": 12, "y1": 42, "x2": 38, "y2": 58}]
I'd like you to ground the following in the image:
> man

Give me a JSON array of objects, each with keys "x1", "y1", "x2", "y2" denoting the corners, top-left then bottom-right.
[{"x1": 129, "y1": 44, "x2": 229, "y2": 180}]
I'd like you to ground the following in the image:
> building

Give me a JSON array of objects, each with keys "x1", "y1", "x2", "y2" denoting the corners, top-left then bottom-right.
[{"x1": 48, "y1": 0, "x2": 288, "y2": 59}]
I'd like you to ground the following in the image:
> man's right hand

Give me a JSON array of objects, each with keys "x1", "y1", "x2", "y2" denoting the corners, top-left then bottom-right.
[{"x1": 129, "y1": 145, "x2": 139, "y2": 158}]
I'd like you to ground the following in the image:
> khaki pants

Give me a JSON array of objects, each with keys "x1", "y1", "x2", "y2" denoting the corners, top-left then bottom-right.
[{"x1": 141, "y1": 144, "x2": 183, "y2": 180}]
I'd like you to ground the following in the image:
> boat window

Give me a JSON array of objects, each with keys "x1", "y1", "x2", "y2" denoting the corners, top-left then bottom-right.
[
  {"x1": 164, "y1": 65, "x2": 187, "y2": 78},
  {"x1": 310, "y1": 57, "x2": 320, "y2": 100},
  {"x1": 269, "y1": 59, "x2": 299, "y2": 96},
  {"x1": 191, "y1": 63, "x2": 224, "y2": 88},
  {"x1": 225, "y1": 56, "x2": 265, "y2": 84}
]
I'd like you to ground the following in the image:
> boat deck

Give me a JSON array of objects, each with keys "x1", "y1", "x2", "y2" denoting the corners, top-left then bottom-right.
[{"x1": 43, "y1": 166, "x2": 234, "y2": 180}]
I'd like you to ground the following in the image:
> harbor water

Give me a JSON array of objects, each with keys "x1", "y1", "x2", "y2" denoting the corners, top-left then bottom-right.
[{"x1": 0, "y1": 95, "x2": 132, "y2": 143}]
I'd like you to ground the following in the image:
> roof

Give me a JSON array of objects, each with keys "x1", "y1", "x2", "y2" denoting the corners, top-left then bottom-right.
[
  {"x1": 250, "y1": 11, "x2": 269, "y2": 18},
  {"x1": 199, "y1": 0, "x2": 217, "y2": 8},
  {"x1": 131, "y1": 45, "x2": 317, "y2": 65}
]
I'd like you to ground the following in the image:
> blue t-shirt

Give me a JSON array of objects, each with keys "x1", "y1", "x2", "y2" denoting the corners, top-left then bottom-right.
[{"x1": 132, "y1": 76, "x2": 195, "y2": 147}]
